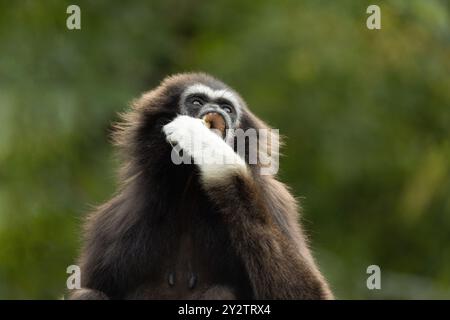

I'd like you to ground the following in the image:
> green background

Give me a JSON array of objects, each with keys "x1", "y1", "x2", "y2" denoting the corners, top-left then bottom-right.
[{"x1": 0, "y1": 0, "x2": 449, "y2": 299}]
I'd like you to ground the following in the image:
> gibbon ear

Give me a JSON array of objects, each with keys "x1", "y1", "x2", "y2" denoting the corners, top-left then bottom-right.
[{"x1": 240, "y1": 110, "x2": 282, "y2": 177}]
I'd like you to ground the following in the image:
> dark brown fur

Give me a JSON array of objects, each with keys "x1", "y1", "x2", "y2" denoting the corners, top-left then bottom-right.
[{"x1": 69, "y1": 73, "x2": 333, "y2": 300}]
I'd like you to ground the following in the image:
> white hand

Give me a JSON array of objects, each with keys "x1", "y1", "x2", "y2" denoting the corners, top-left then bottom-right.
[{"x1": 163, "y1": 115, "x2": 247, "y2": 182}]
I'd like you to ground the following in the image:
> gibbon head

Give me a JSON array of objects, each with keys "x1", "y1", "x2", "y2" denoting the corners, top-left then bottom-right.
[{"x1": 114, "y1": 73, "x2": 280, "y2": 176}]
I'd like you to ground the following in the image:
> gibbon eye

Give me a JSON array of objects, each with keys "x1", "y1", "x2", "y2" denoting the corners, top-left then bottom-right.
[
  {"x1": 222, "y1": 105, "x2": 233, "y2": 114},
  {"x1": 192, "y1": 99, "x2": 203, "y2": 106}
]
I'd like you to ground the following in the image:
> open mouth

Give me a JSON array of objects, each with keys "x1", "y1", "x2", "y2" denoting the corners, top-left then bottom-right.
[{"x1": 201, "y1": 112, "x2": 228, "y2": 139}]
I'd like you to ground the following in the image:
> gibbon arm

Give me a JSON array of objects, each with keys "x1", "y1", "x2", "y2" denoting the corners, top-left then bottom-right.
[
  {"x1": 163, "y1": 116, "x2": 332, "y2": 299},
  {"x1": 202, "y1": 168, "x2": 332, "y2": 299}
]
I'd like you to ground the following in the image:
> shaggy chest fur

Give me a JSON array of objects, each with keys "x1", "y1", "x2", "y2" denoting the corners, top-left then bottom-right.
[{"x1": 124, "y1": 171, "x2": 252, "y2": 299}]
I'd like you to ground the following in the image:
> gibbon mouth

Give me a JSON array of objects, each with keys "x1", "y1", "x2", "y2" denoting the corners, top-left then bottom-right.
[{"x1": 200, "y1": 111, "x2": 229, "y2": 139}]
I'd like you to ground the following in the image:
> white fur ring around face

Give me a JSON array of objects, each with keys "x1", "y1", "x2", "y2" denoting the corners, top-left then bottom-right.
[{"x1": 162, "y1": 115, "x2": 247, "y2": 181}]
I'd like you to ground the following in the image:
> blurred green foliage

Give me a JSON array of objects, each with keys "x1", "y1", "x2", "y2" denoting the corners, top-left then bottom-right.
[{"x1": 0, "y1": 0, "x2": 449, "y2": 299}]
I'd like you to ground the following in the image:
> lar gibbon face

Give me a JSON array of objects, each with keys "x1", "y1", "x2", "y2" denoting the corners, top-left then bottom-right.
[{"x1": 178, "y1": 83, "x2": 243, "y2": 141}]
